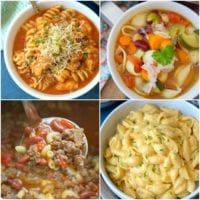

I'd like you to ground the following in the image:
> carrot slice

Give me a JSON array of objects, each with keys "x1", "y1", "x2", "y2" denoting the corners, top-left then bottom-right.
[
  {"x1": 119, "y1": 35, "x2": 131, "y2": 46},
  {"x1": 127, "y1": 42, "x2": 136, "y2": 54},
  {"x1": 141, "y1": 69, "x2": 149, "y2": 81}
]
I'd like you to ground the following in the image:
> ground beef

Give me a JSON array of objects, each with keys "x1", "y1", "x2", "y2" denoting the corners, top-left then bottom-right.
[
  {"x1": 62, "y1": 128, "x2": 85, "y2": 148},
  {"x1": 27, "y1": 145, "x2": 40, "y2": 163},
  {"x1": 62, "y1": 141, "x2": 81, "y2": 155},
  {"x1": 74, "y1": 155, "x2": 85, "y2": 167},
  {"x1": 4, "y1": 168, "x2": 18, "y2": 179},
  {"x1": 1, "y1": 184, "x2": 16, "y2": 198},
  {"x1": 51, "y1": 139, "x2": 62, "y2": 150}
]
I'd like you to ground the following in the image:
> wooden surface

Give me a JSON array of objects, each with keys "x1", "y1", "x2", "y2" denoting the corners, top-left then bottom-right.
[
  {"x1": 100, "y1": 1, "x2": 199, "y2": 100},
  {"x1": 101, "y1": 78, "x2": 126, "y2": 99}
]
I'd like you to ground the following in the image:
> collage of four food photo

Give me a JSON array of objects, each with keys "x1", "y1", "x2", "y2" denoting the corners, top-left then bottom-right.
[{"x1": 1, "y1": 0, "x2": 199, "y2": 199}]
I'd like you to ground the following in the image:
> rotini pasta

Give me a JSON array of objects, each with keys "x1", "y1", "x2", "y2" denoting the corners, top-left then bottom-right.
[
  {"x1": 13, "y1": 5, "x2": 99, "y2": 94},
  {"x1": 104, "y1": 104, "x2": 199, "y2": 199}
]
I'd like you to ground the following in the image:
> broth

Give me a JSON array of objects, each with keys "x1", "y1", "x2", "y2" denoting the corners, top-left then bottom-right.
[
  {"x1": 13, "y1": 5, "x2": 99, "y2": 95},
  {"x1": 115, "y1": 10, "x2": 199, "y2": 99}
]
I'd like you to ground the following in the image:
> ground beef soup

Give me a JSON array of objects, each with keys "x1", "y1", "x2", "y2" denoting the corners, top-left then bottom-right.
[{"x1": 1, "y1": 101, "x2": 99, "y2": 199}]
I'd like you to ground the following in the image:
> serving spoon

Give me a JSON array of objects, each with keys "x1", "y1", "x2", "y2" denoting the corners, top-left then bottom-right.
[
  {"x1": 22, "y1": 101, "x2": 88, "y2": 157},
  {"x1": 29, "y1": 1, "x2": 40, "y2": 13}
]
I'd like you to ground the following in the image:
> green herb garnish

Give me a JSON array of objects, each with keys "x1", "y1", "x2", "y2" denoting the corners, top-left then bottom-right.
[
  {"x1": 35, "y1": 39, "x2": 45, "y2": 46},
  {"x1": 144, "y1": 171, "x2": 147, "y2": 177},
  {"x1": 53, "y1": 15, "x2": 59, "y2": 19},
  {"x1": 152, "y1": 45, "x2": 175, "y2": 65},
  {"x1": 83, "y1": 52, "x2": 89, "y2": 58}
]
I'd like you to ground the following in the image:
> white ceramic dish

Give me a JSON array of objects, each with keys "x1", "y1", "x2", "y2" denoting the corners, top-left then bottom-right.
[
  {"x1": 106, "y1": 1, "x2": 199, "y2": 99},
  {"x1": 101, "y1": 100, "x2": 199, "y2": 199},
  {"x1": 4, "y1": 1, "x2": 99, "y2": 99}
]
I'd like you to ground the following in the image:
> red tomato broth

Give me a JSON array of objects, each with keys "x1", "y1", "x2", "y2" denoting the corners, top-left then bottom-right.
[{"x1": 13, "y1": 7, "x2": 99, "y2": 95}]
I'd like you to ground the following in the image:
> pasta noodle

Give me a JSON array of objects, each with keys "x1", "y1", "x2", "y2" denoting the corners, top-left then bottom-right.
[
  {"x1": 13, "y1": 5, "x2": 99, "y2": 94},
  {"x1": 104, "y1": 104, "x2": 199, "y2": 199}
]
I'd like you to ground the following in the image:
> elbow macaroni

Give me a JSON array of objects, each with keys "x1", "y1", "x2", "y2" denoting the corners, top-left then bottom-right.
[{"x1": 104, "y1": 104, "x2": 199, "y2": 199}]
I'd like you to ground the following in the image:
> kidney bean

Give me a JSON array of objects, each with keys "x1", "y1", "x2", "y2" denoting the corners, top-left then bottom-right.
[
  {"x1": 25, "y1": 136, "x2": 43, "y2": 146},
  {"x1": 18, "y1": 155, "x2": 29, "y2": 163},
  {"x1": 80, "y1": 191, "x2": 97, "y2": 199},
  {"x1": 50, "y1": 119, "x2": 65, "y2": 132},
  {"x1": 6, "y1": 179, "x2": 23, "y2": 190},
  {"x1": 134, "y1": 40, "x2": 150, "y2": 51}
]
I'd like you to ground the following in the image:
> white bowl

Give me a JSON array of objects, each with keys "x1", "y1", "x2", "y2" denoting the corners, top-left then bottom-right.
[
  {"x1": 107, "y1": 1, "x2": 199, "y2": 99},
  {"x1": 4, "y1": 1, "x2": 99, "y2": 99},
  {"x1": 101, "y1": 100, "x2": 199, "y2": 199}
]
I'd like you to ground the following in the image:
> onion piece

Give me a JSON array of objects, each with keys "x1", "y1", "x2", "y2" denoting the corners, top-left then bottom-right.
[
  {"x1": 121, "y1": 25, "x2": 136, "y2": 37},
  {"x1": 126, "y1": 60, "x2": 141, "y2": 76},
  {"x1": 161, "y1": 88, "x2": 182, "y2": 98},
  {"x1": 174, "y1": 65, "x2": 191, "y2": 86}
]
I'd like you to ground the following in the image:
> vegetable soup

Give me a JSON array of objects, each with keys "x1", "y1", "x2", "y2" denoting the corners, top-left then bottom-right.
[
  {"x1": 1, "y1": 101, "x2": 99, "y2": 199},
  {"x1": 13, "y1": 5, "x2": 99, "y2": 94},
  {"x1": 114, "y1": 10, "x2": 199, "y2": 99}
]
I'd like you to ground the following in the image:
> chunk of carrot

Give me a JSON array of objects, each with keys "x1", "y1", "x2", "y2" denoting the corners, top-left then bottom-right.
[
  {"x1": 119, "y1": 35, "x2": 131, "y2": 46},
  {"x1": 127, "y1": 42, "x2": 136, "y2": 54},
  {"x1": 176, "y1": 48, "x2": 190, "y2": 64},
  {"x1": 148, "y1": 34, "x2": 166, "y2": 50},
  {"x1": 127, "y1": 55, "x2": 142, "y2": 72},
  {"x1": 141, "y1": 69, "x2": 149, "y2": 81},
  {"x1": 160, "y1": 39, "x2": 172, "y2": 49},
  {"x1": 114, "y1": 54, "x2": 123, "y2": 64}
]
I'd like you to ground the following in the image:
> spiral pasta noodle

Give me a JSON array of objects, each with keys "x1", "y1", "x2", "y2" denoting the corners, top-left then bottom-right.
[{"x1": 13, "y1": 5, "x2": 99, "y2": 94}]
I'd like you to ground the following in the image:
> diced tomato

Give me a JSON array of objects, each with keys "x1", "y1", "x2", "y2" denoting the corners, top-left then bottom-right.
[
  {"x1": 6, "y1": 179, "x2": 23, "y2": 190},
  {"x1": 18, "y1": 155, "x2": 29, "y2": 163},
  {"x1": 1, "y1": 152, "x2": 14, "y2": 167},
  {"x1": 25, "y1": 136, "x2": 43, "y2": 146},
  {"x1": 38, "y1": 158, "x2": 48, "y2": 166},
  {"x1": 60, "y1": 120, "x2": 75, "y2": 129},
  {"x1": 80, "y1": 191, "x2": 97, "y2": 199},
  {"x1": 37, "y1": 141, "x2": 46, "y2": 152},
  {"x1": 127, "y1": 55, "x2": 142, "y2": 72},
  {"x1": 57, "y1": 159, "x2": 68, "y2": 168},
  {"x1": 123, "y1": 74, "x2": 134, "y2": 88},
  {"x1": 168, "y1": 12, "x2": 182, "y2": 23}
]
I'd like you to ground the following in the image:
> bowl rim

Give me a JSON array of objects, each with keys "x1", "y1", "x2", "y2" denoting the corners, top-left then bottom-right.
[
  {"x1": 100, "y1": 100, "x2": 199, "y2": 199},
  {"x1": 4, "y1": 0, "x2": 100, "y2": 99},
  {"x1": 107, "y1": 1, "x2": 199, "y2": 100}
]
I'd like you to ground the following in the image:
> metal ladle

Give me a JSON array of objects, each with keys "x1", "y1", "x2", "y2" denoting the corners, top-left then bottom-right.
[{"x1": 22, "y1": 101, "x2": 88, "y2": 157}]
